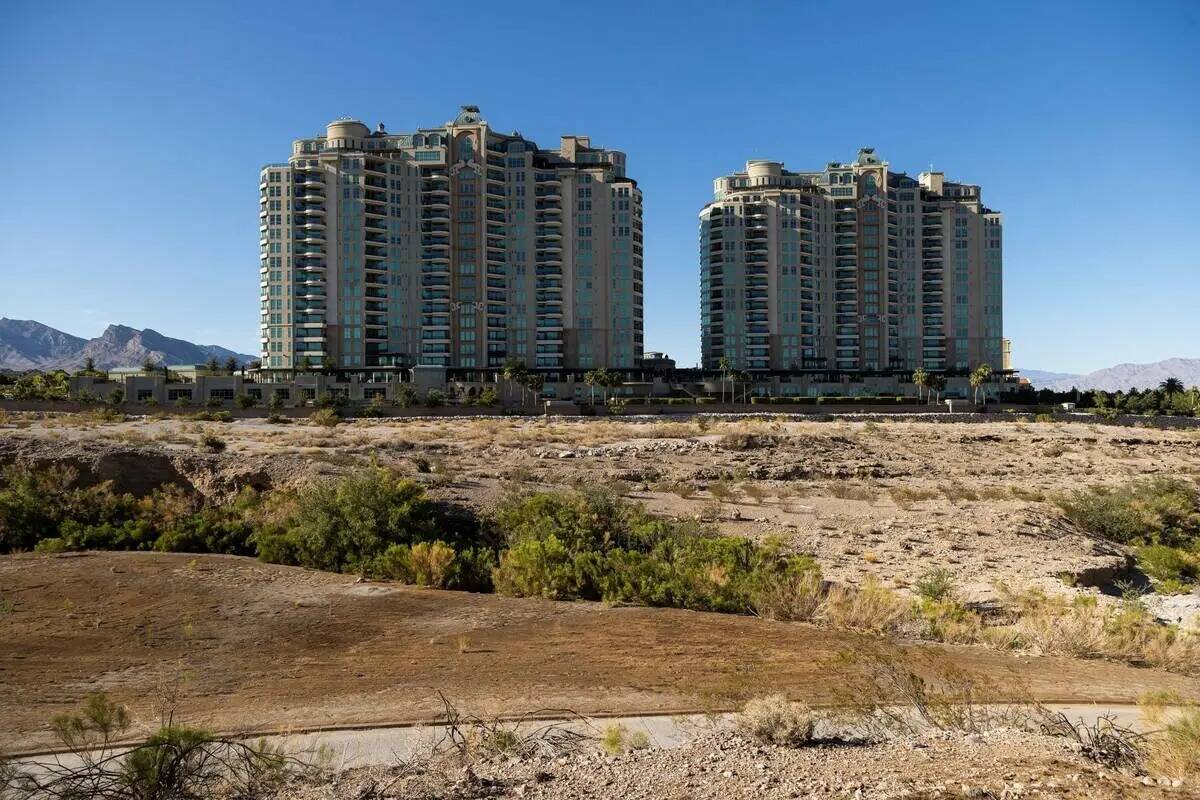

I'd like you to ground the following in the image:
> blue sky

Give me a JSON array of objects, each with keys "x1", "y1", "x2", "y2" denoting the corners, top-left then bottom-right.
[{"x1": 1, "y1": 1, "x2": 1196, "y2": 373}]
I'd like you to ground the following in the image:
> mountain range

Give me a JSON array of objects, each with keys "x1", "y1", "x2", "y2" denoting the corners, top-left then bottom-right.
[
  {"x1": 1020, "y1": 358, "x2": 1200, "y2": 392},
  {"x1": 0, "y1": 319, "x2": 256, "y2": 372}
]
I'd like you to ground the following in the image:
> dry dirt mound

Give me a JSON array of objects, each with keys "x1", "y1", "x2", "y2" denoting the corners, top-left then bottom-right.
[{"x1": 0, "y1": 435, "x2": 316, "y2": 499}]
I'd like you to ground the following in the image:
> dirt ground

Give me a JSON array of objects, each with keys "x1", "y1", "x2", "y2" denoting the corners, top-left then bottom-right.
[
  {"x1": 291, "y1": 728, "x2": 1197, "y2": 799},
  {"x1": 2, "y1": 551, "x2": 1197, "y2": 754},
  {"x1": 3, "y1": 412, "x2": 1200, "y2": 607}
]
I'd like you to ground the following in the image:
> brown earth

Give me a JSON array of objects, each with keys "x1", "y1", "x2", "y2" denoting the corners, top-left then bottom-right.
[
  {"x1": 2, "y1": 551, "x2": 1197, "y2": 754},
  {"x1": 4, "y1": 412, "x2": 1200, "y2": 603}
]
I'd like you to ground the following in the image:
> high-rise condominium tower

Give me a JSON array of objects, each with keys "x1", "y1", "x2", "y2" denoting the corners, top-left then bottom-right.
[
  {"x1": 699, "y1": 149, "x2": 1002, "y2": 373},
  {"x1": 260, "y1": 107, "x2": 643, "y2": 371}
]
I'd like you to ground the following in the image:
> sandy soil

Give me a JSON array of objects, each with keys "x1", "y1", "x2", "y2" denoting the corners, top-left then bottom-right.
[
  {"x1": 4, "y1": 412, "x2": 1200, "y2": 605},
  {"x1": 284, "y1": 728, "x2": 1197, "y2": 799},
  {"x1": 2, "y1": 551, "x2": 1197, "y2": 754}
]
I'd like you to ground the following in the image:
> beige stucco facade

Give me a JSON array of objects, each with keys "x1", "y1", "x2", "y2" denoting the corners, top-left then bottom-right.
[
  {"x1": 699, "y1": 149, "x2": 1003, "y2": 373},
  {"x1": 260, "y1": 107, "x2": 643, "y2": 372}
]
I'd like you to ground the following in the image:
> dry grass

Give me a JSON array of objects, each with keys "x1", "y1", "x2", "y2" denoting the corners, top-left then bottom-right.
[
  {"x1": 817, "y1": 577, "x2": 910, "y2": 634},
  {"x1": 735, "y1": 695, "x2": 815, "y2": 746},
  {"x1": 997, "y1": 586, "x2": 1200, "y2": 674},
  {"x1": 888, "y1": 486, "x2": 939, "y2": 508},
  {"x1": 827, "y1": 481, "x2": 878, "y2": 502},
  {"x1": 751, "y1": 569, "x2": 824, "y2": 622}
]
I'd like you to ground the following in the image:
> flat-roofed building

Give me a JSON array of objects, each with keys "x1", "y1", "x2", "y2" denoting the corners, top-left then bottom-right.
[
  {"x1": 699, "y1": 149, "x2": 1002, "y2": 373},
  {"x1": 260, "y1": 107, "x2": 643, "y2": 373}
]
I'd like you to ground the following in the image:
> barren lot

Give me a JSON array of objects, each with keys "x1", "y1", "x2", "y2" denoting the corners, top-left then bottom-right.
[
  {"x1": 2, "y1": 551, "x2": 1197, "y2": 754},
  {"x1": 4, "y1": 412, "x2": 1200, "y2": 601}
]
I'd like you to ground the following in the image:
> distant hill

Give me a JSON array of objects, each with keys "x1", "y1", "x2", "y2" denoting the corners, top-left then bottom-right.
[
  {"x1": 0, "y1": 318, "x2": 256, "y2": 372},
  {"x1": 0, "y1": 319, "x2": 88, "y2": 371},
  {"x1": 1021, "y1": 358, "x2": 1200, "y2": 392}
]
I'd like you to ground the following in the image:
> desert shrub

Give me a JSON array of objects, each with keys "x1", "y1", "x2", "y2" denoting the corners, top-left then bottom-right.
[
  {"x1": 191, "y1": 410, "x2": 232, "y2": 423},
  {"x1": 751, "y1": 568, "x2": 824, "y2": 621},
  {"x1": 252, "y1": 467, "x2": 435, "y2": 574},
  {"x1": 359, "y1": 395, "x2": 387, "y2": 418},
  {"x1": 735, "y1": 695, "x2": 815, "y2": 746},
  {"x1": 235, "y1": 393, "x2": 255, "y2": 409},
  {"x1": 888, "y1": 486, "x2": 940, "y2": 508},
  {"x1": 829, "y1": 644, "x2": 1020, "y2": 738},
  {"x1": 817, "y1": 577, "x2": 909, "y2": 634},
  {"x1": 200, "y1": 433, "x2": 226, "y2": 453},
  {"x1": 315, "y1": 392, "x2": 347, "y2": 410},
  {"x1": 1056, "y1": 478, "x2": 1200, "y2": 547},
  {"x1": 0, "y1": 465, "x2": 139, "y2": 553},
  {"x1": 490, "y1": 488, "x2": 818, "y2": 613},
  {"x1": 1145, "y1": 706, "x2": 1200, "y2": 779},
  {"x1": 253, "y1": 466, "x2": 495, "y2": 588},
  {"x1": 1035, "y1": 412, "x2": 1055, "y2": 423},
  {"x1": 309, "y1": 408, "x2": 340, "y2": 427},
  {"x1": 998, "y1": 586, "x2": 1199, "y2": 673},
  {"x1": 913, "y1": 567, "x2": 956, "y2": 602},
  {"x1": 913, "y1": 597, "x2": 984, "y2": 643},
  {"x1": 827, "y1": 482, "x2": 877, "y2": 502},
  {"x1": 409, "y1": 541, "x2": 456, "y2": 586},
  {"x1": 3, "y1": 692, "x2": 297, "y2": 799},
  {"x1": 1136, "y1": 544, "x2": 1199, "y2": 593},
  {"x1": 599, "y1": 724, "x2": 649, "y2": 755},
  {"x1": 425, "y1": 389, "x2": 446, "y2": 408},
  {"x1": 394, "y1": 385, "x2": 418, "y2": 408},
  {"x1": 939, "y1": 482, "x2": 979, "y2": 504},
  {"x1": 1056, "y1": 478, "x2": 1200, "y2": 589},
  {"x1": 476, "y1": 387, "x2": 498, "y2": 407},
  {"x1": 266, "y1": 412, "x2": 290, "y2": 424}
]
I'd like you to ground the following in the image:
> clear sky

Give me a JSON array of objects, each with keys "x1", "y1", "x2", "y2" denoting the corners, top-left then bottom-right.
[{"x1": 1, "y1": 0, "x2": 1196, "y2": 373}]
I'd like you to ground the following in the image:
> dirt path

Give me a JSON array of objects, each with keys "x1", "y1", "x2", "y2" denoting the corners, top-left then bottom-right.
[{"x1": 2, "y1": 551, "x2": 1195, "y2": 752}]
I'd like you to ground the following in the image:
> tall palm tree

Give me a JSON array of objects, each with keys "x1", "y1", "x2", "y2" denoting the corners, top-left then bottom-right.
[
  {"x1": 1160, "y1": 377, "x2": 1185, "y2": 395},
  {"x1": 912, "y1": 367, "x2": 930, "y2": 403},
  {"x1": 501, "y1": 358, "x2": 527, "y2": 404},
  {"x1": 584, "y1": 369, "x2": 600, "y2": 406},
  {"x1": 969, "y1": 363, "x2": 993, "y2": 404},
  {"x1": 717, "y1": 356, "x2": 731, "y2": 403},
  {"x1": 929, "y1": 373, "x2": 947, "y2": 404}
]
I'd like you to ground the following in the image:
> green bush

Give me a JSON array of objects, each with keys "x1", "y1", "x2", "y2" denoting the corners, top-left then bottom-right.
[
  {"x1": 490, "y1": 488, "x2": 818, "y2": 613},
  {"x1": 1137, "y1": 544, "x2": 1199, "y2": 593},
  {"x1": 1057, "y1": 478, "x2": 1200, "y2": 589},
  {"x1": 309, "y1": 408, "x2": 340, "y2": 427},
  {"x1": 252, "y1": 466, "x2": 495, "y2": 589},
  {"x1": 1057, "y1": 479, "x2": 1200, "y2": 548}
]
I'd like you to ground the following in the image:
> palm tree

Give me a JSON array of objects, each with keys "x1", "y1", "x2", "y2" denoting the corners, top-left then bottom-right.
[
  {"x1": 1160, "y1": 377, "x2": 1185, "y2": 395},
  {"x1": 296, "y1": 355, "x2": 312, "y2": 374},
  {"x1": 522, "y1": 372, "x2": 544, "y2": 406},
  {"x1": 912, "y1": 367, "x2": 930, "y2": 403},
  {"x1": 584, "y1": 369, "x2": 601, "y2": 406},
  {"x1": 929, "y1": 374, "x2": 947, "y2": 404},
  {"x1": 601, "y1": 368, "x2": 623, "y2": 403},
  {"x1": 728, "y1": 370, "x2": 752, "y2": 404},
  {"x1": 717, "y1": 356, "x2": 731, "y2": 403},
  {"x1": 501, "y1": 358, "x2": 527, "y2": 404},
  {"x1": 969, "y1": 363, "x2": 993, "y2": 404}
]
